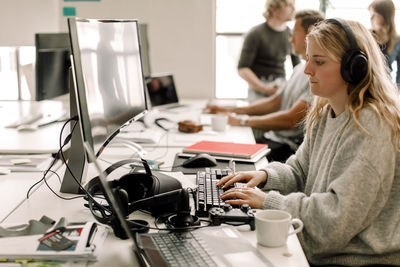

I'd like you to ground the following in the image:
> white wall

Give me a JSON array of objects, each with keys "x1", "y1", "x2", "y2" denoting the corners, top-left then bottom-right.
[
  {"x1": 0, "y1": 0, "x2": 58, "y2": 46},
  {"x1": 0, "y1": 0, "x2": 215, "y2": 99}
]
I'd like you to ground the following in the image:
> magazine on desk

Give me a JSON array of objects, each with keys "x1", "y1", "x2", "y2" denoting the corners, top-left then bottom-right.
[{"x1": 0, "y1": 221, "x2": 108, "y2": 261}]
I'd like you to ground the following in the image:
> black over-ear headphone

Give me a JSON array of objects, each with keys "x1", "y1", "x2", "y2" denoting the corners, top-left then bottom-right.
[
  {"x1": 326, "y1": 18, "x2": 368, "y2": 85},
  {"x1": 85, "y1": 158, "x2": 199, "y2": 235}
]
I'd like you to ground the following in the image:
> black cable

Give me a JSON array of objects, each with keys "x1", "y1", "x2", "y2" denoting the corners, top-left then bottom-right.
[
  {"x1": 42, "y1": 169, "x2": 83, "y2": 201},
  {"x1": 26, "y1": 156, "x2": 59, "y2": 198},
  {"x1": 26, "y1": 116, "x2": 78, "y2": 199},
  {"x1": 34, "y1": 116, "x2": 107, "y2": 204}
]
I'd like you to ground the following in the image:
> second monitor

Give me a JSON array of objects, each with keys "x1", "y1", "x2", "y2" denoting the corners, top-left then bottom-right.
[{"x1": 35, "y1": 32, "x2": 71, "y2": 101}]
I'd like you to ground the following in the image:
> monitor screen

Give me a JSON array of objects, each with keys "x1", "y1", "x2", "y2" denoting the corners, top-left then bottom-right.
[
  {"x1": 35, "y1": 33, "x2": 71, "y2": 101},
  {"x1": 68, "y1": 18, "x2": 148, "y2": 153}
]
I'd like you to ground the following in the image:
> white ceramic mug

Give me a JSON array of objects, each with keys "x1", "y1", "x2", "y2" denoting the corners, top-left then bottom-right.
[
  {"x1": 211, "y1": 114, "x2": 228, "y2": 132},
  {"x1": 255, "y1": 209, "x2": 303, "y2": 247}
]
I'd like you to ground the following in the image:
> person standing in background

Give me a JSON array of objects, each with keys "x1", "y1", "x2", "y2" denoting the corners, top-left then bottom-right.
[
  {"x1": 207, "y1": 10, "x2": 324, "y2": 163},
  {"x1": 369, "y1": 0, "x2": 400, "y2": 87},
  {"x1": 238, "y1": 0, "x2": 300, "y2": 103}
]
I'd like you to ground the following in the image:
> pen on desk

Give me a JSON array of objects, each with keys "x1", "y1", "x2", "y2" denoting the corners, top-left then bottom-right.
[{"x1": 86, "y1": 223, "x2": 98, "y2": 248}]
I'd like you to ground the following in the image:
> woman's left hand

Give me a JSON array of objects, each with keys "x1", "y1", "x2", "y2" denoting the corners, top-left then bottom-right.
[{"x1": 220, "y1": 186, "x2": 267, "y2": 209}]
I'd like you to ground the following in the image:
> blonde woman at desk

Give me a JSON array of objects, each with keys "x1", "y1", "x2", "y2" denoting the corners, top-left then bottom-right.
[{"x1": 218, "y1": 19, "x2": 400, "y2": 266}]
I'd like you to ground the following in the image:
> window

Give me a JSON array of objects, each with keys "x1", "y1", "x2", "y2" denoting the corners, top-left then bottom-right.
[
  {"x1": 215, "y1": 0, "x2": 400, "y2": 99},
  {"x1": 0, "y1": 46, "x2": 35, "y2": 100}
]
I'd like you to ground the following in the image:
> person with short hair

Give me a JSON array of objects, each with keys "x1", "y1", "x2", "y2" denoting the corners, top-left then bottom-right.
[
  {"x1": 238, "y1": 0, "x2": 300, "y2": 102},
  {"x1": 218, "y1": 19, "x2": 400, "y2": 265},
  {"x1": 207, "y1": 10, "x2": 324, "y2": 163}
]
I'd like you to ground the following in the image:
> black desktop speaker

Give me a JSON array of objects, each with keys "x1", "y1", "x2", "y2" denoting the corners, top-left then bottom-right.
[
  {"x1": 325, "y1": 18, "x2": 368, "y2": 85},
  {"x1": 85, "y1": 159, "x2": 184, "y2": 223}
]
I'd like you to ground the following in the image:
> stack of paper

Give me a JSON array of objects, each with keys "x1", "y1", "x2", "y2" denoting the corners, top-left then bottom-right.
[{"x1": 0, "y1": 221, "x2": 107, "y2": 261}]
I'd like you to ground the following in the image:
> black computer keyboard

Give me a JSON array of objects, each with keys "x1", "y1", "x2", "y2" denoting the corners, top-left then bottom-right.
[
  {"x1": 137, "y1": 231, "x2": 217, "y2": 267},
  {"x1": 195, "y1": 168, "x2": 237, "y2": 216}
]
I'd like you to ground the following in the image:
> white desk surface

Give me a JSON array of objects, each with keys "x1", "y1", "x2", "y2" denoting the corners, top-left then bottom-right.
[
  {"x1": 0, "y1": 99, "x2": 309, "y2": 267},
  {"x1": 2, "y1": 149, "x2": 308, "y2": 267},
  {"x1": 139, "y1": 100, "x2": 256, "y2": 147},
  {"x1": 0, "y1": 100, "x2": 68, "y2": 154}
]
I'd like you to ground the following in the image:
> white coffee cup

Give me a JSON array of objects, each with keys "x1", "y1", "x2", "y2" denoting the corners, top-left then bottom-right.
[
  {"x1": 255, "y1": 209, "x2": 303, "y2": 247},
  {"x1": 211, "y1": 114, "x2": 228, "y2": 132}
]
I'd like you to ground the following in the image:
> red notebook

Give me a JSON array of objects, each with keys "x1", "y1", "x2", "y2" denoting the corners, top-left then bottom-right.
[{"x1": 183, "y1": 141, "x2": 268, "y2": 159}]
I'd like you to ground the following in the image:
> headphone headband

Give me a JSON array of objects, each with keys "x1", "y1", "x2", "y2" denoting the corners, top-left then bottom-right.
[
  {"x1": 325, "y1": 18, "x2": 368, "y2": 85},
  {"x1": 325, "y1": 18, "x2": 360, "y2": 51}
]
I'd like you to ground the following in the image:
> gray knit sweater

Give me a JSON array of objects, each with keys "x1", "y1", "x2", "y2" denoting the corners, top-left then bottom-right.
[{"x1": 262, "y1": 106, "x2": 400, "y2": 266}]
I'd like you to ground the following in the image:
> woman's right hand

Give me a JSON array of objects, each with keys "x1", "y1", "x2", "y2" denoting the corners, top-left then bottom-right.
[{"x1": 216, "y1": 170, "x2": 267, "y2": 189}]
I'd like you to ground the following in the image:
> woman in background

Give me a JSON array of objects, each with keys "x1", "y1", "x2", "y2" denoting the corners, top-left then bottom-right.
[
  {"x1": 369, "y1": 0, "x2": 400, "y2": 86},
  {"x1": 218, "y1": 19, "x2": 400, "y2": 265}
]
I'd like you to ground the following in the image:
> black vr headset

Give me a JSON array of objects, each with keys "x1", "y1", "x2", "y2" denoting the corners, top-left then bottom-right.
[{"x1": 84, "y1": 158, "x2": 199, "y2": 232}]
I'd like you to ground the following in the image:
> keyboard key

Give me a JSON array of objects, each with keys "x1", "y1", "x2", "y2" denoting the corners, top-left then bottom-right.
[
  {"x1": 145, "y1": 232, "x2": 216, "y2": 267},
  {"x1": 195, "y1": 168, "x2": 236, "y2": 216}
]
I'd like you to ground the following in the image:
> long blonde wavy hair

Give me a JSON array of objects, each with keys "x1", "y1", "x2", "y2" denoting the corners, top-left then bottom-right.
[{"x1": 305, "y1": 19, "x2": 400, "y2": 149}]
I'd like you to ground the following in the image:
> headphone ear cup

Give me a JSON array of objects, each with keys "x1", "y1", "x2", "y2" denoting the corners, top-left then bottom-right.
[{"x1": 341, "y1": 49, "x2": 368, "y2": 85}]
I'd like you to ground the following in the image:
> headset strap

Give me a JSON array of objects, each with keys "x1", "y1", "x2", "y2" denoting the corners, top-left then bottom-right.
[{"x1": 102, "y1": 158, "x2": 152, "y2": 177}]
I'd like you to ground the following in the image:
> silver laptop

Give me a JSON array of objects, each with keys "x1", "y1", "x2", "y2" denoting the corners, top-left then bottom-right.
[{"x1": 83, "y1": 142, "x2": 273, "y2": 267}]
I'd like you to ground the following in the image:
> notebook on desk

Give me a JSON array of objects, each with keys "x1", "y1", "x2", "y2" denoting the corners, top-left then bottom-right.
[
  {"x1": 183, "y1": 141, "x2": 269, "y2": 160},
  {"x1": 83, "y1": 142, "x2": 274, "y2": 267},
  {"x1": 146, "y1": 73, "x2": 187, "y2": 110}
]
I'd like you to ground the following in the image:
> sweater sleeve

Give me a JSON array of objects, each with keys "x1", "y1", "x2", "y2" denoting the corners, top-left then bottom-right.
[
  {"x1": 261, "y1": 111, "x2": 397, "y2": 255},
  {"x1": 261, "y1": 135, "x2": 310, "y2": 196}
]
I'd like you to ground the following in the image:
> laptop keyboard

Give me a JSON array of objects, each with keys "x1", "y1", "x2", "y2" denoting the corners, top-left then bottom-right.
[{"x1": 138, "y1": 231, "x2": 217, "y2": 267}]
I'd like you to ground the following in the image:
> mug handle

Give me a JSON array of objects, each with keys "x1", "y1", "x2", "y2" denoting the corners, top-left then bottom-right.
[{"x1": 288, "y1": 218, "x2": 303, "y2": 235}]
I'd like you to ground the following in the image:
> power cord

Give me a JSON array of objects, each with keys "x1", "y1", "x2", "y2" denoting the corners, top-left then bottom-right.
[
  {"x1": 26, "y1": 116, "x2": 80, "y2": 200},
  {"x1": 26, "y1": 115, "x2": 109, "y2": 213}
]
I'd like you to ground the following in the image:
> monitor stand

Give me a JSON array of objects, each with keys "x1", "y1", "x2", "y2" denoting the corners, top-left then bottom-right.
[{"x1": 60, "y1": 70, "x2": 87, "y2": 194}]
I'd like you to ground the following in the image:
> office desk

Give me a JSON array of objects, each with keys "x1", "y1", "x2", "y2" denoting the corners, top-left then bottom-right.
[
  {"x1": 2, "y1": 146, "x2": 309, "y2": 267},
  {"x1": 126, "y1": 99, "x2": 256, "y2": 148},
  {"x1": 0, "y1": 100, "x2": 68, "y2": 154},
  {"x1": 0, "y1": 99, "x2": 309, "y2": 266}
]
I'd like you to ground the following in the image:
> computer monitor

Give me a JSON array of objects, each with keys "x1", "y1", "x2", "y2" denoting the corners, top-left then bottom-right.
[
  {"x1": 138, "y1": 23, "x2": 151, "y2": 78},
  {"x1": 34, "y1": 33, "x2": 71, "y2": 101},
  {"x1": 61, "y1": 18, "x2": 148, "y2": 193}
]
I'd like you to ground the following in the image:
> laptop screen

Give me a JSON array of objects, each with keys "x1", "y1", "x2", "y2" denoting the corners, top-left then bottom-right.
[{"x1": 146, "y1": 74, "x2": 179, "y2": 107}]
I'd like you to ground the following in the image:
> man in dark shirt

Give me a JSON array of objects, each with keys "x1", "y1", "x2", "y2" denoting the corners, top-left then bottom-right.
[{"x1": 238, "y1": 0, "x2": 300, "y2": 102}]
